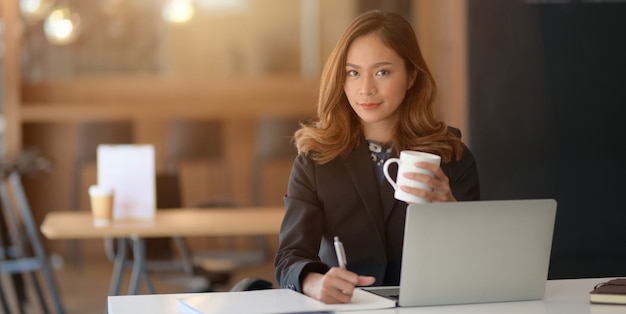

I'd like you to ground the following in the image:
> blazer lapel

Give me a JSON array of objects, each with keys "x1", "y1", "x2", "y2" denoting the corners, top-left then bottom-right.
[
  {"x1": 343, "y1": 140, "x2": 386, "y2": 238},
  {"x1": 380, "y1": 166, "x2": 398, "y2": 221}
]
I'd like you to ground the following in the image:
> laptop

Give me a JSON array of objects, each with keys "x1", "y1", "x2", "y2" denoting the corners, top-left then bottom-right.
[{"x1": 364, "y1": 199, "x2": 557, "y2": 307}]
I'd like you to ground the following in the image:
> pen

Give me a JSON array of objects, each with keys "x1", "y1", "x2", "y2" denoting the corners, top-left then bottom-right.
[{"x1": 334, "y1": 236, "x2": 347, "y2": 269}]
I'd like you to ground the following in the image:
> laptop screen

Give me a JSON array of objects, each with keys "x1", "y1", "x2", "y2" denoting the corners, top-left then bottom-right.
[{"x1": 397, "y1": 199, "x2": 557, "y2": 307}]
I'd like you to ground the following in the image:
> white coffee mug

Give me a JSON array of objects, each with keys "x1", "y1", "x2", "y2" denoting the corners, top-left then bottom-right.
[{"x1": 383, "y1": 150, "x2": 441, "y2": 203}]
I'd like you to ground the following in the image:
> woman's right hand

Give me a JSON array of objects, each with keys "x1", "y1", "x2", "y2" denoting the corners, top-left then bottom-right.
[{"x1": 302, "y1": 267, "x2": 376, "y2": 304}]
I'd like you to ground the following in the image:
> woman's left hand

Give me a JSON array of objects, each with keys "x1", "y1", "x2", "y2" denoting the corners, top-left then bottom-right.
[{"x1": 399, "y1": 162, "x2": 456, "y2": 203}]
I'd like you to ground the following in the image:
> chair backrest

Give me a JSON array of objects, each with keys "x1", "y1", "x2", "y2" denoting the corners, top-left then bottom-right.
[
  {"x1": 75, "y1": 120, "x2": 134, "y2": 164},
  {"x1": 165, "y1": 119, "x2": 224, "y2": 169},
  {"x1": 144, "y1": 172, "x2": 183, "y2": 260},
  {"x1": 253, "y1": 116, "x2": 300, "y2": 162},
  {"x1": 164, "y1": 118, "x2": 230, "y2": 206},
  {"x1": 73, "y1": 120, "x2": 134, "y2": 212},
  {"x1": 155, "y1": 172, "x2": 183, "y2": 209},
  {"x1": 251, "y1": 116, "x2": 300, "y2": 205}
]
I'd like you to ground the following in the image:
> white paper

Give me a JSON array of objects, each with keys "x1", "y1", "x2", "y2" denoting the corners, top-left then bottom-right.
[
  {"x1": 176, "y1": 288, "x2": 396, "y2": 314},
  {"x1": 97, "y1": 144, "x2": 156, "y2": 220},
  {"x1": 337, "y1": 288, "x2": 397, "y2": 311}
]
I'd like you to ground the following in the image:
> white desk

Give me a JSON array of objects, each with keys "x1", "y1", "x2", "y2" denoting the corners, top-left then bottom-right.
[{"x1": 108, "y1": 277, "x2": 624, "y2": 314}]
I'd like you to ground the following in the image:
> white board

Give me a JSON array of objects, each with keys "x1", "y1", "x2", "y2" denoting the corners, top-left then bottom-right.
[{"x1": 97, "y1": 144, "x2": 156, "y2": 221}]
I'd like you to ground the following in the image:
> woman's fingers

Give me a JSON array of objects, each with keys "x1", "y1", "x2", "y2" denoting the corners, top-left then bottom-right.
[
  {"x1": 400, "y1": 162, "x2": 455, "y2": 202},
  {"x1": 303, "y1": 267, "x2": 377, "y2": 304}
]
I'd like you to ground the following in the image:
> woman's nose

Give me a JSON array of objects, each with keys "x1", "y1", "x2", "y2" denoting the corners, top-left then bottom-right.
[{"x1": 359, "y1": 76, "x2": 376, "y2": 95}]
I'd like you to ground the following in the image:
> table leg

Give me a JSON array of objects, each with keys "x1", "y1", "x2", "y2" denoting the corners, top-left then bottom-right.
[
  {"x1": 128, "y1": 236, "x2": 155, "y2": 294},
  {"x1": 142, "y1": 266, "x2": 155, "y2": 294},
  {"x1": 108, "y1": 238, "x2": 127, "y2": 296}
]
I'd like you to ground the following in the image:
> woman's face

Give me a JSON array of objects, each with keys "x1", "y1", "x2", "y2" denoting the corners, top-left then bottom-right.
[{"x1": 344, "y1": 33, "x2": 415, "y2": 136}]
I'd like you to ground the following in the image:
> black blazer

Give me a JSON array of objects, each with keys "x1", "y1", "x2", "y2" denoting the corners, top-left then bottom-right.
[{"x1": 275, "y1": 132, "x2": 480, "y2": 292}]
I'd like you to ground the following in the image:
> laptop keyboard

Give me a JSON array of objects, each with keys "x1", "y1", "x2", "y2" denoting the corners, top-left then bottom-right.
[{"x1": 362, "y1": 287, "x2": 400, "y2": 300}]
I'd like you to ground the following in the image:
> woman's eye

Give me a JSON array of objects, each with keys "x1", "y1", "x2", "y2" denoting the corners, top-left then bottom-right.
[
  {"x1": 376, "y1": 69, "x2": 389, "y2": 76},
  {"x1": 347, "y1": 70, "x2": 358, "y2": 77}
]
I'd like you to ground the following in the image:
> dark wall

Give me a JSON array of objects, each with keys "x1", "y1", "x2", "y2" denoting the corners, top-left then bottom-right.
[{"x1": 468, "y1": 0, "x2": 626, "y2": 279}]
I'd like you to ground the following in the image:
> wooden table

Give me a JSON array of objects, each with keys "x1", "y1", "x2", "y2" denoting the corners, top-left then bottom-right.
[{"x1": 40, "y1": 207, "x2": 284, "y2": 295}]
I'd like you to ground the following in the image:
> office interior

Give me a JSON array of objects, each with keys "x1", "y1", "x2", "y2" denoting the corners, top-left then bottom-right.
[{"x1": 1, "y1": 0, "x2": 625, "y2": 313}]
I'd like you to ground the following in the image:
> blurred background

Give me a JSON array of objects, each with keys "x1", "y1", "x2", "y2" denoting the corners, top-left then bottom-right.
[{"x1": 1, "y1": 0, "x2": 625, "y2": 313}]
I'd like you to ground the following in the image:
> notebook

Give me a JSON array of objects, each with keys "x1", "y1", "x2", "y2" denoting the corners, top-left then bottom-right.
[
  {"x1": 175, "y1": 288, "x2": 395, "y2": 313},
  {"x1": 364, "y1": 199, "x2": 557, "y2": 307}
]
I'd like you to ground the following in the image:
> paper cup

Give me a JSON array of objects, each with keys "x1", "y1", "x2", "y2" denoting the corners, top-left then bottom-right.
[{"x1": 88, "y1": 185, "x2": 114, "y2": 227}]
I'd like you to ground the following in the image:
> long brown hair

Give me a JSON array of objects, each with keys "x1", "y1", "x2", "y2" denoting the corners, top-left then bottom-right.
[{"x1": 295, "y1": 10, "x2": 463, "y2": 164}]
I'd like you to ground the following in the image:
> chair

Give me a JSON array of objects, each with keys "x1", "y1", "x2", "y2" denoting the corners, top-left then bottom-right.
[
  {"x1": 229, "y1": 277, "x2": 273, "y2": 292},
  {"x1": 105, "y1": 172, "x2": 269, "y2": 293},
  {"x1": 250, "y1": 116, "x2": 300, "y2": 206},
  {"x1": 72, "y1": 120, "x2": 135, "y2": 213},
  {"x1": 164, "y1": 118, "x2": 232, "y2": 207},
  {"x1": 0, "y1": 157, "x2": 64, "y2": 313},
  {"x1": 70, "y1": 120, "x2": 134, "y2": 267},
  {"x1": 163, "y1": 118, "x2": 269, "y2": 290},
  {"x1": 239, "y1": 116, "x2": 301, "y2": 267}
]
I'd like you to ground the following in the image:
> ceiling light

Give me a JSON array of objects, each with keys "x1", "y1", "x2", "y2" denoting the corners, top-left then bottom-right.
[
  {"x1": 20, "y1": 0, "x2": 56, "y2": 23},
  {"x1": 162, "y1": 0, "x2": 195, "y2": 24},
  {"x1": 43, "y1": 6, "x2": 81, "y2": 45}
]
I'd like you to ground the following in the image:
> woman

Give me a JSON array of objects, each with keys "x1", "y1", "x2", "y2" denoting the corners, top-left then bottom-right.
[{"x1": 275, "y1": 10, "x2": 480, "y2": 304}]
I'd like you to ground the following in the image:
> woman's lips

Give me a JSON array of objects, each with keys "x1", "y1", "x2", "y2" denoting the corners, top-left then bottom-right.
[{"x1": 360, "y1": 102, "x2": 380, "y2": 110}]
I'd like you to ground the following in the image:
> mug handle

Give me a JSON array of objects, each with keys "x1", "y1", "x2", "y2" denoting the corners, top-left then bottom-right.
[{"x1": 383, "y1": 158, "x2": 400, "y2": 190}]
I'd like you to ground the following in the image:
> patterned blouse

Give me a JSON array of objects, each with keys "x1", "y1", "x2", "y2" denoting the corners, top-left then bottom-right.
[{"x1": 367, "y1": 140, "x2": 394, "y2": 186}]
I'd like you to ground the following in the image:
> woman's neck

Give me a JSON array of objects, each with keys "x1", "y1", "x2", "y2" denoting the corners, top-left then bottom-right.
[{"x1": 362, "y1": 121, "x2": 395, "y2": 144}]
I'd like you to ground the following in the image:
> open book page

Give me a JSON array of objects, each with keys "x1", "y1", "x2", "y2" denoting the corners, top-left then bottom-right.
[{"x1": 177, "y1": 288, "x2": 396, "y2": 314}]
